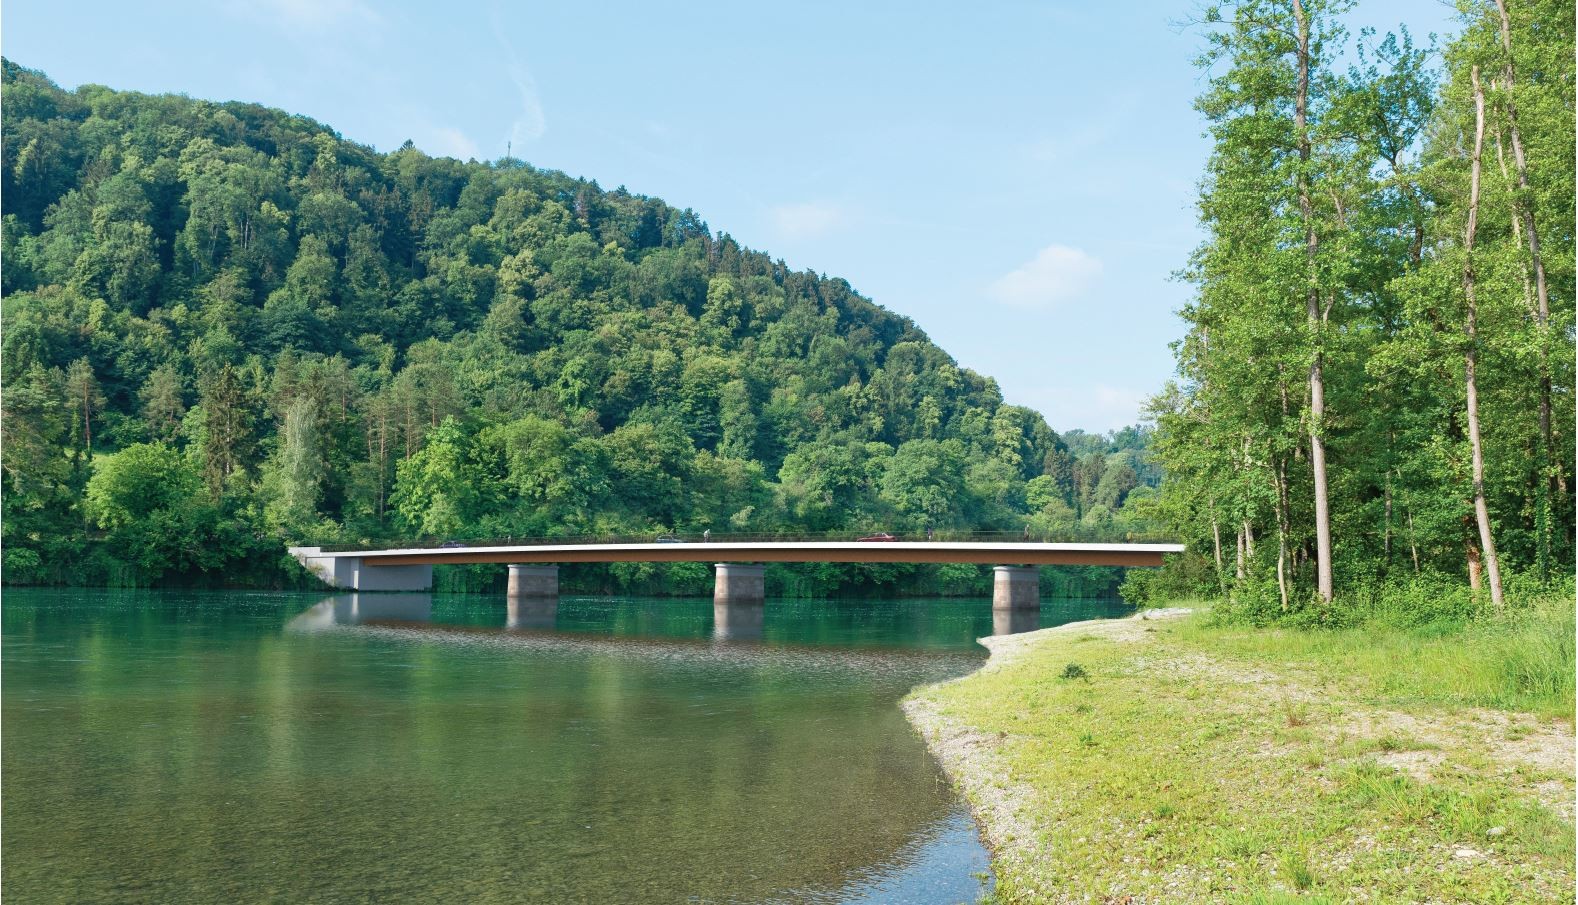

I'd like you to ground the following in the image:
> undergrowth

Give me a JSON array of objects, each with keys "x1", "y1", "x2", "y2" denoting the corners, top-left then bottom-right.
[{"x1": 1166, "y1": 578, "x2": 1576, "y2": 719}]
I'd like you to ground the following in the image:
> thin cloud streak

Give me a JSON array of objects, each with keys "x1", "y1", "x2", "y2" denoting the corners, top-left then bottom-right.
[{"x1": 490, "y1": 9, "x2": 547, "y2": 153}]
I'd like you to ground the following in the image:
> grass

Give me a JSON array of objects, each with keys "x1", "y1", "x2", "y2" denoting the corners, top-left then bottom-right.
[
  {"x1": 910, "y1": 596, "x2": 1575, "y2": 904},
  {"x1": 1175, "y1": 591, "x2": 1576, "y2": 719}
]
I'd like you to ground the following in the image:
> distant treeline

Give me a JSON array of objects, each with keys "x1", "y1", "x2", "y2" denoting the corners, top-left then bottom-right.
[
  {"x1": 1, "y1": 60, "x2": 1158, "y2": 594},
  {"x1": 1129, "y1": 0, "x2": 1574, "y2": 616}
]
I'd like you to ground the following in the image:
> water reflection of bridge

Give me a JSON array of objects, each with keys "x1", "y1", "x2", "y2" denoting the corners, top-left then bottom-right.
[
  {"x1": 289, "y1": 541, "x2": 1182, "y2": 626},
  {"x1": 289, "y1": 591, "x2": 1093, "y2": 643},
  {"x1": 288, "y1": 594, "x2": 558, "y2": 632}
]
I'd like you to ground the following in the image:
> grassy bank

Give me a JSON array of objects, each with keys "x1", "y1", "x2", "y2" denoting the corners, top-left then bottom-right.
[{"x1": 906, "y1": 597, "x2": 1575, "y2": 903}]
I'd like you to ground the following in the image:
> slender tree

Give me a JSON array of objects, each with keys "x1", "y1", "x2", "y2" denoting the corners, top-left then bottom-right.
[
  {"x1": 64, "y1": 357, "x2": 102, "y2": 463},
  {"x1": 268, "y1": 396, "x2": 324, "y2": 532},
  {"x1": 1460, "y1": 66, "x2": 1505, "y2": 610},
  {"x1": 1290, "y1": 0, "x2": 1335, "y2": 603},
  {"x1": 198, "y1": 364, "x2": 253, "y2": 496}
]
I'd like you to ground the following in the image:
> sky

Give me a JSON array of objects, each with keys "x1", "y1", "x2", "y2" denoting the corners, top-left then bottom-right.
[{"x1": 4, "y1": 0, "x2": 1460, "y2": 433}]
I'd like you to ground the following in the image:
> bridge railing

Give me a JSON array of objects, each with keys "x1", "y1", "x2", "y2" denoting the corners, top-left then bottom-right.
[{"x1": 315, "y1": 528, "x2": 1180, "y2": 554}]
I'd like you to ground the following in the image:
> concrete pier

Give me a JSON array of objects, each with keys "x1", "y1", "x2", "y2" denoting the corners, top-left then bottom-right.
[
  {"x1": 713, "y1": 563, "x2": 765, "y2": 605},
  {"x1": 507, "y1": 596, "x2": 558, "y2": 631},
  {"x1": 507, "y1": 564, "x2": 559, "y2": 598},
  {"x1": 992, "y1": 565, "x2": 1040, "y2": 610}
]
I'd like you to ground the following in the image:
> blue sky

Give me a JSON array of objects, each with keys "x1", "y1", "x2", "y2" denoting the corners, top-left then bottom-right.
[{"x1": 4, "y1": 0, "x2": 1458, "y2": 432}]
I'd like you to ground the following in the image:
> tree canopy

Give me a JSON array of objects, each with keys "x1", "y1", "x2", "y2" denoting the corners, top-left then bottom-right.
[{"x1": 1133, "y1": 0, "x2": 1574, "y2": 615}]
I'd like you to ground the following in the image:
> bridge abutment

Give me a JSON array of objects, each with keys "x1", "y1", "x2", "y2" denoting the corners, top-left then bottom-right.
[
  {"x1": 288, "y1": 547, "x2": 434, "y2": 591},
  {"x1": 992, "y1": 565, "x2": 1040, "y2": 611}
]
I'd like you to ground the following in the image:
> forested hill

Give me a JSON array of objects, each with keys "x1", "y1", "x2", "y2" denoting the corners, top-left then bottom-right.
[{"x1": 0, "y1": 61, "x2": 1156, "y2": 590}]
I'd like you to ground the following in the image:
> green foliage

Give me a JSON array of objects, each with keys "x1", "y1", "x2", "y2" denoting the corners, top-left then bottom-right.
[
  {"x1": 0, "y1": 60, "x2": 1164, "y2": 593},
  {"x1": 85, "y1": 442, "x2": 198, "y2": 530},
  {"x1": 391, "y1": 418, "x2": 486, "y2": 538},
  {"x1": 1148, "y1": 2, "x2": 1575, "y2": 608}
]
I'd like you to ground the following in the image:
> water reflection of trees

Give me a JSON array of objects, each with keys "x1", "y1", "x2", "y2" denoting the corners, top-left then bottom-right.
[{"x1": 5, "y1": 590, "x2": 984, "y2": 902}]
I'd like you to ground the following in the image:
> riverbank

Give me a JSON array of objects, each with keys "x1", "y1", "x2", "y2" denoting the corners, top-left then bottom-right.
[{"x1": 904, "y1": 604, "x2": 1575, "y2": 903}]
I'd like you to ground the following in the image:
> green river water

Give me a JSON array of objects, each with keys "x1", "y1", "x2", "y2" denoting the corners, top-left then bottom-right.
[{"x1": 2, "y1": 589, "x2": 1131, "y2": 903}]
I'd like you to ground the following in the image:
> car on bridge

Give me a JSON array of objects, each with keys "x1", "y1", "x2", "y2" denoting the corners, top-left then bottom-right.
[
  {"x1": 857, "y1": 533, "x2": 897, "y2": 542},
  {"x1": 655, "y1": 535, "x2": 685, "y2": 543}
]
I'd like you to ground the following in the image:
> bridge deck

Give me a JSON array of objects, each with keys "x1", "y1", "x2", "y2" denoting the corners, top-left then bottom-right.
[{"x1": 339, "y1": 541, "x2": 1184, "y2": 568}]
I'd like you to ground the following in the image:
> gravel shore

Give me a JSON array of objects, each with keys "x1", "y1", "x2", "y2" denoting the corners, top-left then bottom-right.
[{"x1": 901, "y1": 609, "x2": 1193, "y2": 902}]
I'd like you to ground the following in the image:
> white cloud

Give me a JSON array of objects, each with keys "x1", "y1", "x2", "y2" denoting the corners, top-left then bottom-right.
[
  {"x1": 426, "y1": 127, "x2": 481, "y2": 161},
  {"x1": 239, "y1": 0, "x2": 382, "y2": 31},
  {"x1": 769, "y1": 201, "x2": 847, "y2": 240},
  {"x1": 987, "y1": 244, "x2": 1103, "y2": 309}
]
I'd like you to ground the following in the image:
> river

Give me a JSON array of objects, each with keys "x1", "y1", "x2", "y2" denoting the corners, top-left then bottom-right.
[{"x1": 2, "y1": 589, "x2": 1131, "y2": 903}]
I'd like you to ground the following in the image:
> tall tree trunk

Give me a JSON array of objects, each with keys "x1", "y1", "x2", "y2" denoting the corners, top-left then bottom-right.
[
  {"x1": 1210, "y1": 507, "x2": 1226, "y2": 592},
  {"x1": 1383, "y1": 472, "x2": 1393, "y2": 562},
  {"x1": 1463, "y1": 66, "x2": 1505, "y2": 611},
  {"x1": 1236, "y1": 524, "x2": 1247, "y2": 580},
  {"x1": 1466, "y1": 532, "x2": 1483, "y2": 591},
  {"x1": 81, "y1": 385, "x2": 93, "y2": 462},
  {"x1": 1404, "y1": 500, "x2": 1420, "y2": 575},
  {"x1": 1275, "y1": 457, "x2": 1291, "y2": 611},
  {"x1": 1494, "y1": 0, "x2": 1560, "y2": 565},
  {"x1": 1293, "y1": 0, "x2": 1334, "y2": 603}
]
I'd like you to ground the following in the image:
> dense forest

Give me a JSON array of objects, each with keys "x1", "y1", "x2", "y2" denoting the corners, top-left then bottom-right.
[
  {"x1": 1130, "y1": 0, "x2": 1574, "y2": 617},
  {"x1": 0, "y1": 59, "x2": 1159, "y2": 595}
]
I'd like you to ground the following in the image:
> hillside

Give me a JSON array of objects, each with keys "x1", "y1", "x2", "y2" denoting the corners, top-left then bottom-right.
[{"x1": 0, "y1": 61, "x2": 1156, "y2": 592}]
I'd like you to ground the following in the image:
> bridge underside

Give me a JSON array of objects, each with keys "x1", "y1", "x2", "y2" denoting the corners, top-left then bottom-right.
[{"x1": 344, "y1": 542, "x2": 1174, "y2": 568}]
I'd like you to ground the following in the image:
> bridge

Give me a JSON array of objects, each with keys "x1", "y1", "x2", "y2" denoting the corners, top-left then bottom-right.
[{"x1": 288, "y1": 539, "x2": 1184, "y2": 617}]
